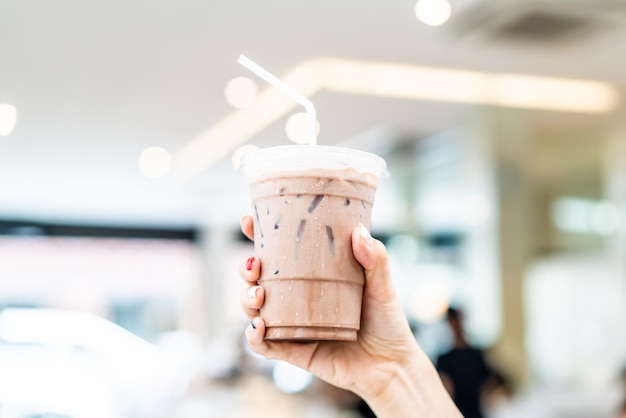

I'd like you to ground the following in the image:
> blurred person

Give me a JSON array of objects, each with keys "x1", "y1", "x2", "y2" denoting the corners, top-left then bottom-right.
[
  {"x1": 436, "y1": 307, "x2": 495, "y2": 418},
  {"x1": 238, "y1": 215, "x2": 462, "y2": 418}
]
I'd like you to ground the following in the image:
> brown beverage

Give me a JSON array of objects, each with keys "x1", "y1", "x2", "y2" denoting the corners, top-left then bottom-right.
[{"x1": 239, "y1": 145, "x2": 386, "y2": 341}]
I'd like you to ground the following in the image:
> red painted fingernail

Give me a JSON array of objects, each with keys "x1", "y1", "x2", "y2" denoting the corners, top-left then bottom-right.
[{"x1": 245, "y1": 256, "x2": 255, "y2": 271}]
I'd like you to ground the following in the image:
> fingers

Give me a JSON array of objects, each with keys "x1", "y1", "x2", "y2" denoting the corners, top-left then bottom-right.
[
  {"x1": 351, "y1": 223, "x2": 385, "y2": 270},
  {"x1": 240, "y1": 215, "x2": 254, "y2": 241},
  {"x1": 239, "y1": 256, "x2": 264, "y2": 318},
  {"x1": 244, "y1": 318, "x2": 323, "y2": 373},
  {"x1": 245, "y1": 317, "x2": 266, "y2": 346},
  {"x1": 351, "y1": 224, "x2": 414, "y2": 342},
  {"x1": 239, "y1": 255, "x2": 260, "y2": 284},
  {"x1": 240, "y1": 284, "x2": 264, "y2": 318},
  {"x1": 351, "y1": 224, "x2": 396, "y2": 302}
]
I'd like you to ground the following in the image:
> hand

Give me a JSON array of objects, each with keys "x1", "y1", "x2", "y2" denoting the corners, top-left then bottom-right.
[{"x1": 238, "y1": 214, "x2": 420, "y2": 400}]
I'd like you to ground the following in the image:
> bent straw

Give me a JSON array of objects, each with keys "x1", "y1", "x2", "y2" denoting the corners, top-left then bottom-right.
[{"x1": 238, "y1": 54, "x2": 317, "y2": 146}]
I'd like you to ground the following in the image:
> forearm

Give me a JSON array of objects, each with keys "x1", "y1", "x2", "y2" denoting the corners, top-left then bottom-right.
[{"x1": 364, "y1": 344, "x2": 463, "y2": 418}]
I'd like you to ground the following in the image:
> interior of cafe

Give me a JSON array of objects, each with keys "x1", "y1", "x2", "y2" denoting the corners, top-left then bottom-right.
[{"x1": 1, "y1": 1, "x2": 626, "y2": 417}]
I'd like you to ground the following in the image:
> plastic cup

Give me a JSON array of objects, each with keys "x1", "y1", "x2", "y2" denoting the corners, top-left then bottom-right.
[{"x1": 239, "y1": 145, "x2": 387, "y2": 341}]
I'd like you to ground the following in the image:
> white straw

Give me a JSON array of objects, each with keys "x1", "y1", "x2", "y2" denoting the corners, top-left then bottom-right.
[{"x1": 238, "y1": 54, "x2": 317, "y2": 146}]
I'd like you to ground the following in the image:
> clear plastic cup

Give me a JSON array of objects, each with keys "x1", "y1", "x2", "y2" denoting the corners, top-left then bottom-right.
[{"x1": 239, "y1": 145, "x2": 387, "y2": 341}]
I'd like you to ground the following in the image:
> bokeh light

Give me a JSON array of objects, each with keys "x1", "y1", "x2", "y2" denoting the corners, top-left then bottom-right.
[
  {"x1": 272, "y1": 361, "x2": 313, "y2": 394},
  {"x1": 414, "y1": 0, "x2": 451, "y2": 27},
  {"x1": 224, "y1": 76, "x2": 258, "y2": 109},
  {"x1": 410, "y1": 278, "x2": 451, "y2": 323},
  {"x1": 285, "y1": 112, "x2": 320, "y2": 144},
  {"x1": 138, "y1": 146, "x2": 172, "y2": 179},
  {"x1": 0, "y1": 104, "x2": 17, "y2": 136}
]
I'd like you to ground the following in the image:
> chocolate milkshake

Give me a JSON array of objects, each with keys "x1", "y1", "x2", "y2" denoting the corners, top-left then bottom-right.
[{"x1": 239, "y1": 145, "x2": 386, "y2": 341}]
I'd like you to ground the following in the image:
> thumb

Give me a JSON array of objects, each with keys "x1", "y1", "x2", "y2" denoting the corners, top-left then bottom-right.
[{"x1": 351, "y1": 224, "x2": 396, "y2": 302}]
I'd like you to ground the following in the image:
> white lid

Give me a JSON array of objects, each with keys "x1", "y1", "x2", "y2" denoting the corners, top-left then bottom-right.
[{"x1": 238, "y1": 145, "x2": 388, "y2": 181}]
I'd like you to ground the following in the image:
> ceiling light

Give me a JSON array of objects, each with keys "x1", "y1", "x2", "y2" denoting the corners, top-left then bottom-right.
[
  {"x1": 138, "y1": 146, "x2": 172, "y2": 179},
  {"x1": 224, "y1": 76, "x2": 258, "y2": 109},
  {"x1": 285, "y1": 112, "x2": 320, "y2": 144},
  {"x1": 0, "y1": 104, "x2": 17, "y2": 136},
  {"x1": 322, "y1": 59, "x2": 618, "y2": 113},
  {"x1": 415, "y1": 0, "x2": 452, "y2": 27}
]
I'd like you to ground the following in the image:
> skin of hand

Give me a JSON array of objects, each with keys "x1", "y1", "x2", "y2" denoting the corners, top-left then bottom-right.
[{"x1": 239, "y1": 215, "x2": 462, "y2": 417}]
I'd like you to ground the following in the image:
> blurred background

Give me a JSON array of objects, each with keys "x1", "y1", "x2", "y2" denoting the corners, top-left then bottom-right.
[{"x1": 1, "y1": 0, "x2": 626, "y2": 417}]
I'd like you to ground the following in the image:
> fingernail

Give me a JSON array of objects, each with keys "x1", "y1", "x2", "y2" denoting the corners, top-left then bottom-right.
[
  {"x1": 250, "y1": 319, "x2": 256, "y2": 330},
  {"x1": 245, "y1": 256, "x2": 255, "y2": 271},
  {"x1": 360, "y1": 224, "x2": 373, "y2": 245},
  {"x1": 248, "y1": 286, "x2": 260, "y2": 299}
]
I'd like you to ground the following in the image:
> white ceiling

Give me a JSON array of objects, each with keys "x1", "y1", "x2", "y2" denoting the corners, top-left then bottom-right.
[{"x1": 1, "y1": 0, "x2": 625, "y2": 229}]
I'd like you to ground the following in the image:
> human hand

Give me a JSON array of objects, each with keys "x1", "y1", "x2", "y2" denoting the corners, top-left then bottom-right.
[{"x1": 238, "y1": 214, "x2": 421, "y2": 401}]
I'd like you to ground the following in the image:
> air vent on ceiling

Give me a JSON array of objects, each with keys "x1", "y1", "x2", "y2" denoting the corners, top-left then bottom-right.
[
  {"x1": 494, "y1": 10, "x2": 594, "y2": 40},
  {"x1": 449, "y1": 1, "x2": 626, "y2": 44}
]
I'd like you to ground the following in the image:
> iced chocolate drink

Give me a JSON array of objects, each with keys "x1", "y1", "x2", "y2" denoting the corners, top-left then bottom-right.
[{"x1": 239, "y1": 145, "x2": 386, "y2": 341}]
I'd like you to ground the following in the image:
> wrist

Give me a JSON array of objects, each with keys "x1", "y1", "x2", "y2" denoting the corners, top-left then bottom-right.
[{"x1": 362, "y1": 342, "x2": 462, "y2": 418}]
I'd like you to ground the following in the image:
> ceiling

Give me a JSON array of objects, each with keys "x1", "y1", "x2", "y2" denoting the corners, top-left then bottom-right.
[{"x1": 1, "y1": 0, "x2": 626, "y2": 230}]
